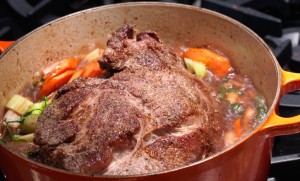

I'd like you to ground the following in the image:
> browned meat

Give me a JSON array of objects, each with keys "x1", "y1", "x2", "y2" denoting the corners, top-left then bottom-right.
[{"x1": 34, "y1": 24, "x2": 224, "y2": 175}]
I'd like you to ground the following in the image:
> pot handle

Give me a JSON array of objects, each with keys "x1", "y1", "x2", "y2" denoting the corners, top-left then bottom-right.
[
  {"x1": 0, "y1": 41, "x2": 14, "y2": 55},
  {"x1": 259, "y1": 70, "x2": 300, "y2": 137}
]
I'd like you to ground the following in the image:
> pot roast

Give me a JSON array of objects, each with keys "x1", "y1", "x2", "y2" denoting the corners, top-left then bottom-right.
[{"x1": 33, "y1": 24, "x2": 224, "y2": 175}]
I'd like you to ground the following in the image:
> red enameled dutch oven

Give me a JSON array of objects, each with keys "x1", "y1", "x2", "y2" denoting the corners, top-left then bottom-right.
[{"x1": 1, "y1": 2, "x2": 300, "y2": 181}]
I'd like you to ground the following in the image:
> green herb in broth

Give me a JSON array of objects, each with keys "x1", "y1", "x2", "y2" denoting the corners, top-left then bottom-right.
[
  {"x1": 217, "y1": 86, "x2": 243, "y2": 100},
  {"x1": 32, "y1": 77, "x2": 45, "y2": 88},
  {"x1": 230, "y1": 103, "x2": 244, "y2": 115},
  {"x1": 256, "y1": 96, "x2": 267, "y2": 119}
]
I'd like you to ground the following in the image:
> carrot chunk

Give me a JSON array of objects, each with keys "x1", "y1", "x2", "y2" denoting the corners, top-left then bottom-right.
[
  {"x1": 183, "y1": 48, "x2": 232, "y2": 77},
  {"x1": 81, "y1": 61, "x2": 105, "y2": 78},
  {"x1": 68, "y1": 69, "x2": 84, "y2": 83},
  {"x1": 39, "y1": 70, "x2": 76, "y2": 98},
  {"x1": 234, "y1": 118, "x2": 242, "y2": 138},
  {"x1": 44, "y1": 58, "x2": 80, "y2": 80}
]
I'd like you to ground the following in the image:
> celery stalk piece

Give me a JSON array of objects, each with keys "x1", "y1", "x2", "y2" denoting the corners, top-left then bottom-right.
[
  {"x1": 5, "y1": 95, "x2": 33, "y2": 115},
  {"x1": 184, "y1": 58, "x2": 195, "y2": 73},
  {"x1": 27, "y1": 98, "x2": 52, "y2": 115},
  {"x1": 193, "y1": 61, "x2": 207, "y2": 78},
  {"x1": 184, "y1": 58, "x2": 206, "y2": 78},
  {"x1": 20, "y1": 114, "x2": 39, "y2": 134},
  {"x1": 13, "y1": 133, "x2": 34, "y2": 142}
]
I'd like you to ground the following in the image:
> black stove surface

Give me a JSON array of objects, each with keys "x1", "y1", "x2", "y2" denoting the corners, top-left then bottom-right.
[{"x1": 1, "y1": 0, "x2": 300, "y2": 180}]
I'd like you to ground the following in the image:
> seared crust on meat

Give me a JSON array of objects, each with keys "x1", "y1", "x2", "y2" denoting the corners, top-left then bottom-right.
[{"x1": 34, "y1": 25, "x2": 224, "y2": 175}]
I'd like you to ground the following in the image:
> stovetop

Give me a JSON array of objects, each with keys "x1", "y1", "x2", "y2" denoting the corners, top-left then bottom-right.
[{"x1": 1, "y1": 0, "x2": 300, "y2": 180}]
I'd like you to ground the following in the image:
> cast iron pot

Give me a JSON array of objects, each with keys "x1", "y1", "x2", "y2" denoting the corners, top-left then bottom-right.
[{"x1": 1, "y1": 2, "x2": 300, "y2": 181}]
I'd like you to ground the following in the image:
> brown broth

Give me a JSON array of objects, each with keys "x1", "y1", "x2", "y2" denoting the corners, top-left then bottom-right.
[{"x1": 0, "y1": 46, "x2": 267, "y2": 166}]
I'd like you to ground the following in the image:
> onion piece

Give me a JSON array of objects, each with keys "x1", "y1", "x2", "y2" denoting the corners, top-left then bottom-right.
[
  {"x1": 3, "y1": 110, "x2": 21, "y2": 129},
  {"x1": 78, "y1": 48, "x2": 104, "y2": 69},
  {"x1": 41, "y1": 61, "x2": 63, "y2": 76}
]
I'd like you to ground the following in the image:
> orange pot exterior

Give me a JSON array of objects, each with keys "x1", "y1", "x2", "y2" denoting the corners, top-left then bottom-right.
[
  {"x1": 259, "y1": 70, "x2": 300, "y2": 137},
  {"x1": 1, "y1": 2, "x2": 300, "y2": 181},
  {"x1": 0, "y1": 41, "x2": 13, "y2": 54},
  {"x1": 0, "y1": 134, "x2": 272, "y2": 181}
]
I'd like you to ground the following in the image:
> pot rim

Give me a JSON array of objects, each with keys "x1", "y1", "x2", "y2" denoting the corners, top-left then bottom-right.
[{"x1": 0, "y1": 1, "x2": 282, "y2": 178}]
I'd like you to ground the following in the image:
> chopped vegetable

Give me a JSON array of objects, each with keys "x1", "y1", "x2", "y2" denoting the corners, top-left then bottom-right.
[
  {"x1": 44, "y1": 58, "x2": 80, "y2": 81},
  {"x1": 68, "y1": 69, "x2": 84, "y2": 83},
  {"x1": 39, "y1": 70, "x2": 76, "y2": 98},
  {"x1": 184, "y1": 58, "x2": 207, "y2": 78},
  {"x1": 183, "y1": 48, "x2": 232, "y2": 77},
  {"x1": 81, "y1": 61, "x2": 105, "y2": 78},
  {"x1": 5, "y1": 95, "x2": 33, "y2": 115},
  {"x1": 20, "y1": 114, "x2": 39, "y2": 134},
  {"x1": 217, "y1": 86, "x2": 242, "y2": 100},
  {"x1": 79, "y1": 48, "x2": 104, "y2": 68},
  {"x1": 242, "y1": 107, "x2": 256, "y2": 129},
  {"x1": 32, "y1": 77, "x2": 45, "y2": 88},
  {"x1": 234, "y1": 119, "x2": 242, "y2": 138},
  {"x1": 3, "y1": 110, "x2": 21, "y2": 133},
  {"x1": 222, "y1": 82, "x2": 233, "y2": 89},
  {"x1": 42, "y1": 61, "x2": 62, "y2": 76},
  {"x1": 226, "y1": 92, "x2": 239, "y2": 103},
  {"x1": 38, "y1": 50, "x2": 105, "y2": 96},
  {"x1": 224, "y1": 131, "x2": 236, "y2": 147},
  {"x1": 69, "y1": 61, "x2": 105, "y2": 83},
  {"x1": 13, "y1": 133, "x2": 34, "y2": 142},
  {"x1": 256, "y1": 96, "x2": 267, "y2": 119},
  {"x1": 83, "y1": 48, "x2": 102, "y2": 61},
  {"x1": 3, "y1": 109, "x2": 20, "y2": 123},
  {"x1": 23, "y1": 98, "x2": 50, "y2": 136},
  {"x1": 231, "y1": 103, "x2": 244, "y2": 115},
  {"x1": 4, "y1": 97, "x2": 50, "y2": 138},
  {"x1": 27, "y1": 97, "x2": 52, "y2": 115},
  {"x1": 3, "y1": 122, "x2": 20, "y2": 141}
]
